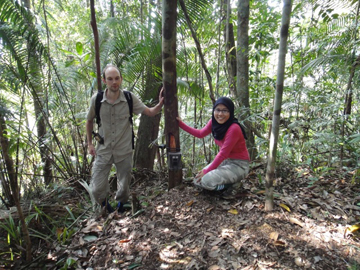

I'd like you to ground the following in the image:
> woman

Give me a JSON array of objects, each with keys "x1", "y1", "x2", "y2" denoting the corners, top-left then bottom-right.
[{"x1": 177, "y1": 97, "x2": 249, "y2": 192}]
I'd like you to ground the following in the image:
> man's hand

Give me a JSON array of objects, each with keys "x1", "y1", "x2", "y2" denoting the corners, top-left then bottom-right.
[
  {"x1": 158, "y1": 87, "x2": 164, "y2": 106},
  {"x1": 88, "y1": 144, "x2": 96, "y2": 157}
]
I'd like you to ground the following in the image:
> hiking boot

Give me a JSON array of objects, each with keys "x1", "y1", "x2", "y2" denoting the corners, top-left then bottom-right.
[
  {"x1": 221, "y1": 182, "x2": 246, "y2": 199},
  {"x1": 215, "y1": 183, "x2": 233, "y2": 191},
  {"x1": 101, "y1": 199, "x2": 114, "y2": 213},
  {"x1": 117, "y1": 201, "x2": 131, "y2": 213},
  {"x1": 117, "y1": 201, "x2": 124, "y2": 213},
  {"x1": 221, "y1": 187, "x2": 238, "y2": 199}
]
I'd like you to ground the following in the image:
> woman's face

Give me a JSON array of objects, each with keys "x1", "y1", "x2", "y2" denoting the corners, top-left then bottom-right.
[{"x1": 214, "y1": 104, "x2": 230, "y2": 124}]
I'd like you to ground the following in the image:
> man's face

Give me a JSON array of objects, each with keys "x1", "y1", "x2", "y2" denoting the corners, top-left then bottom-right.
[{"x1": 103, "y1": 67, "x2": 122, "y2": 92}]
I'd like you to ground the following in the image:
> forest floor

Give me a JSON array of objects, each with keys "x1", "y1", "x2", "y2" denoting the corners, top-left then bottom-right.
[{"x1": 1, "y1": 165, "x2": 360, "y2": 270}]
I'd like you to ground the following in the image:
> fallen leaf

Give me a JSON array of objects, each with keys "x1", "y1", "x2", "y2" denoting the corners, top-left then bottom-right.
[
  {"x1": 295, "y1": 257, "x2": 305, "y2": 266},
  {"x1": 289, "y1": 217, "x2": 304, "y2": 227},
  {"x1": 186, "y1": 200, "x2": 195, "y2": 207},
  {"x1": 347, "y1": 224, "x2": 360, "y2": 233},
  {"x1": 83, "y1": 235, "x2": 98, "y2": 242},
  {"x1": 81, "y1": 222, "x2": 103, "y2": 233},
  {"x1": 279, "y1": 203, "x2": 291, "y2": 212},
  {"x1": 228, "y1": 209, "x2": 238, "y2": 215},
  {"x1": 56, "y1": 227, "x2": 63, "y2": 237},
  {"x1": 273, "y1": 240, "x2": 286, "y2": 246},
  {"x1": 208, "y1": 250, "x2": 220, "y2": 258},
  {"x1": 269, "y1": 231, "x2": 279, "y2": 241},
  {"x1": 119, "y1": 239, "x2": 131, "y2": 243},
  {"x1": 206, "y1": 207, "x2": 214, "y2": 213},
  {"x1": 210, "y1": 238, "x2": 222, "y2": 246}
]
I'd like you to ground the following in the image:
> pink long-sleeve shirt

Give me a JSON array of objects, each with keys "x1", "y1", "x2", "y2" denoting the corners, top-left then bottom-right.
[{"x1": 179, "y1": 119, "x2": 250, "y2": 174}]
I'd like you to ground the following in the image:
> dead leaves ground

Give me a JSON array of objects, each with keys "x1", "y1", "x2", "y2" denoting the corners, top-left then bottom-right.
[{"x1": 2, "y1": 166, "x2": 360, "y2": 269}]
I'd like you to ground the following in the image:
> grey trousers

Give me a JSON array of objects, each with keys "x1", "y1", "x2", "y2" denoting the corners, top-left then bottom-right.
[
  {"x1": 194, "y1": 159, "x2": 249, "y2": 190},
  {"x1": 90, "y1": 154, "x2": 132, "y2": 204}
]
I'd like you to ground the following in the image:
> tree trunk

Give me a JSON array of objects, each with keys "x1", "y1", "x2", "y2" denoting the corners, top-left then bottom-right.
[
  {"x1": 340, "y1": 54, "x2": 360, "y2": 162},
  {"x1": 162, "y1": 0, "x2": 182, "y2": 189},
  {"x1": 223, "y1": 0, "x2": 237, "y2": 97},
  {"x1": 134, "y1": 114, "x2": 161, "y2": 169},
  {"x1": 90, "y1": 0, "x2": 102, "y2": 93},
  {"x1": 340, "y1": 0, "x2": 360, "y2": 162},
  {"x1": 33, "y1": 96, "x2": 52, "y2": 185},
  {"x1": 134, "y1": 59, "x2": 162, "y2": 169},
  {"x1": 110, "y1": 0, "x2": 115, "y2": 17},
  {"x1": 236, "y1": 0, "x2": 257, "y2": 160},
  {"x1": 0, "y1": 115, "x2": 15, "y2": 206},
  {"x1": 265, "y1": 0, "x2": 292, "y2": 211},
  {"x1": 0, "y1": 112, "x2": 32, "y2": 261}
]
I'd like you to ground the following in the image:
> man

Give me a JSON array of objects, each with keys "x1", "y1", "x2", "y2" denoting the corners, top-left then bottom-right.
[{"x1": 86, "y1": 64, "x2": 164, "y2": 213}]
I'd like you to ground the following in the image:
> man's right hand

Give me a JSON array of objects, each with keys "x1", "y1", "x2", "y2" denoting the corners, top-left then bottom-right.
[{"x1": 88, "y1": 144, "x2": 96, "y2": 156}]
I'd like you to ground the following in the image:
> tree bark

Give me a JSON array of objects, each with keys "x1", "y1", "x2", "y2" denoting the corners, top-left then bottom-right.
[
  {"x1": 223, "y1": 0, "x2": 237, "y2": 97},
  {"x1": 33, "y1": 96, "x2": 52, "y2": 185},
  {"x1": 110, "y1": 0, "x2": 115, "y2": 17},
  {"x1": 90, "y1": 0, "x2": 102, "y2": 92},
  {"x1": 134, "y1": 113, "x2": 161, "y2": 169},
  {"x1": 0, "y1": 115, "x2": 15, "y2": 206},
  {"x1": 340, "y1": 54, "x2": 360, "y2": 161},
  {"x1": 162, "y1": 0, "x2": 182, "y2": 188},
  {"x1": 134, "y1": 60, "x2": 162, "y2": 169},
  {"x1": 0, "y1": 112, "x2": 32, "y2": 261},
  {"x1": 236, "y1": 0, "x2": 257, "y2": 160},
  {"x1": 265, "y1": 0, "x2": 292, "y2": 211}
]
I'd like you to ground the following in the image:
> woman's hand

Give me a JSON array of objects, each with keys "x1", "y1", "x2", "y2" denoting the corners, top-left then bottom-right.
[
  {"x1": 176, "y1": 116, "x2": 182, "y2": 121},
  {"x1": 194, "y1": 170, "x2": 204, "y2": 183}
]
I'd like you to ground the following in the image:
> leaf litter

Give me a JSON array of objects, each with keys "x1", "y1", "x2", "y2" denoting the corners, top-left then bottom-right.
[{"x1": 1, "y1": 166, "x2": 360, "y2": 269}]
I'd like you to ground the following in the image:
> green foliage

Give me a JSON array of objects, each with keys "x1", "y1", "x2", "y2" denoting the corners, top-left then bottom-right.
[
  {"x1": 57, "y1": 257, "x2": 77, "y2": 270},
  {"x1": 0, "y1": 215, "x2": 22, "y2": 247},
  {"x1": 57, "y1": 227, "x2": 75, "y2": 245}
]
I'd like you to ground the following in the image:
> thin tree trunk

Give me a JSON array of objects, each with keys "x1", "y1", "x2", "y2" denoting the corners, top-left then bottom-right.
[
  {"x1": 162, "y1": 0, "x2": 182, "y2": 189},
  {"x1": 340, "y1": 0, "x2": 360, "y2": 162},
  {"x1": 215, "y1": 0, "x2": 223, "y2": 96},
  {"x1": 110, "y1": 0, "x2": 115, "y2": 17},
  {"x1": 223, "y1": 0, "x2": 237, "y2": 97},
  {"x1": 41, "y1": 0, "x2": 53, "y2": 185},
  {"x1": 33, "y1": 97, "x2": 52, "y2": 185},
  {"x1": 0, "y1": 107, "x2": 32, "y2": 261},
  {"x1": 265, "y1": 0, "x2": 292, "y2": 211},
  {"x1": 179, "y1": 0, "x2": 215, "y2": 104},
  {"x1": 90, "y1": 0, "x2": 102, "y2": 92},
  {"x1": 0, "y1": 116, "x2": 14, "y2": 206},
  {"x1": 340, "y1": 54, "x2": 360, "y2": 161}
]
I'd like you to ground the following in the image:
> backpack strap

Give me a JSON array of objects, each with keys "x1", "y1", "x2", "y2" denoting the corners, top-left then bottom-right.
[
  {"x1": 95, "y1": 90, "x2": 135, "y2": 149},
  {"x1": 123, "y1": 91, "x2": 135, "y2": 149},
  {"x1": 95, "y1": 91, "x2": 104, "y2": 127}
]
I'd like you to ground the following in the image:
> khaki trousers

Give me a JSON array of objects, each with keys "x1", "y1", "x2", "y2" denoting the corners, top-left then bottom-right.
[
  {"x1": 90, "y1": 154, "x2": 132, "y2": 204},
  {"x1": 194, "y1": 159, "x2": 249, "y2": 191}
]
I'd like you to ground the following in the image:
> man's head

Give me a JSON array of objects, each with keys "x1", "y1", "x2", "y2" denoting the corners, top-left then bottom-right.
[{"x1": 102, "y1": 64, "x2": 123, "y2": 92}]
